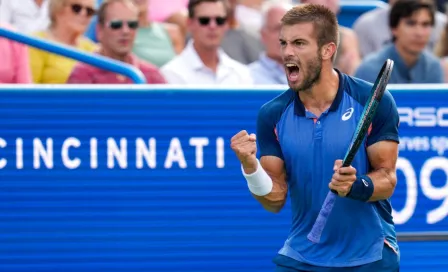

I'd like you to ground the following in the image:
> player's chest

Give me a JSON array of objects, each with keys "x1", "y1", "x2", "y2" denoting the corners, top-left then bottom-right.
[{"x1": 277, "y1": 109, "x2": 363, "y2": 162}]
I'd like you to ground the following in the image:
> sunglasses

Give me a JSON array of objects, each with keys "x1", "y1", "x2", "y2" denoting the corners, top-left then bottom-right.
[
  {"x1": 70, "y1": 3, "x2": 96, "y2": 17},
  {"x1": 108, "y1": 20, "x2": 139, "y2": 30},
  {"x1": 197, "y1": 16, "x2": 227, "y2": 26}
]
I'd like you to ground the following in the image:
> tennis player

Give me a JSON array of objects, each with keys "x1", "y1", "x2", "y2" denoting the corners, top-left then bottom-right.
[{"x1": 230, "y1": 4, "x2": 400, "y2": 272}]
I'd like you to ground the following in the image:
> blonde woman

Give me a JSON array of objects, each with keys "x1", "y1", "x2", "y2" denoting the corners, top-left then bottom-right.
[{"x1": 29, "y1": 0, "x2": 97, "y2": 83}]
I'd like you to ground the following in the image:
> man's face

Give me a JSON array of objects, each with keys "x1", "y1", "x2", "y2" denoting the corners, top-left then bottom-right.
[
  {"x1": 280, "y1": 23, "x2": 323, "y2": 92},
  {"x1": 97, "y1": 1, "x2": 139, "y2": 57},
  {"x1": 261, "y1": 7, "x2": 288, "y2": 63},
  {"x1": 188, "y1": 1, "x2": 228, "y2": 50},
  {"x1": 392, "y1": 9, "x2": 433, "y2": 55}
]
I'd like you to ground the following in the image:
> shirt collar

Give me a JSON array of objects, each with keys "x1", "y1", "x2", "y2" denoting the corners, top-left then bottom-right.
[
  {"x1": 183, "y1": 40, "x2": 231, "y2": 70},
  {"x1": 93, "y1": 48, "x2": 139, "y2": 67},
  {"x1": 293, "y1": 69, "x2": 345, "y2": 116}
]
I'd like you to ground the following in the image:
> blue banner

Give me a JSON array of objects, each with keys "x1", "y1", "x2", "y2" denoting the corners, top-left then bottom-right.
[
  {"x1": 0, "y1": 86, "x2": 447, "y2": 271},
  {"x1": 393, "y1": 90, "x2": 448, "y2": 232}
]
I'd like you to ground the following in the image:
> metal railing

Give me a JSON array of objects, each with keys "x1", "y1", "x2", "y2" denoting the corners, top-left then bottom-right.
[
  {"x1": 398, "y1": 232, "x2": 448, "y2": 242},
  {"x1": 0, "y1": 27, "x2": 146, "y2": 84}
]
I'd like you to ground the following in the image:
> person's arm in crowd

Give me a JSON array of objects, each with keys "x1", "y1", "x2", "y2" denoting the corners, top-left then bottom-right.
[
  {"x1": 28, "y1": 47, "x2": 46, "y2": 83},
  {"x1": 163, "y1": 23, "x2": 184, "y2": 54},
  {"x1": 12, "y1": 41, "x2": 32, "y2": 83}
]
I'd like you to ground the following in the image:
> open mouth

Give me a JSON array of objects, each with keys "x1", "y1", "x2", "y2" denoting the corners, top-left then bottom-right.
[{"x1": 285, "y1": 63, "x2": 300, "y2": 82}]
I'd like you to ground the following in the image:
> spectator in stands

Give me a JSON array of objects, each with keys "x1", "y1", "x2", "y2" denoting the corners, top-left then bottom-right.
[
  {"x1": 221, "y1": 0, "x2": 263, "y2": 65},
  {"x1": 160, "y1": 0, "x2": 253, "y2": 85},
  {"x1": 28, "y1": 0, "x2": 97, "y2": 83},
  {"x1": 131, "y1": 0, "x2": 184, "y2": 68},
  {"x1": 353, "y1": 0, "x2": 447, "y2": 58},
  {"x1": 67, "y1": 0, "x2": 166, "y2": 84},
  {"x1": 301, "y1": 0, "x2": 361, "y2": 75},
  {"x1": 0, "y1": 23, "x2": 32, "y2": 83},
  {"x1": 0, "y1": 0, "x2": 50, "y2": 34},
  {"x1": 355, "y1": 0, "x2": 443, "y2": 84},
  {"x1": 249, "y1": 1, "x2": 290, "y2": 84}
]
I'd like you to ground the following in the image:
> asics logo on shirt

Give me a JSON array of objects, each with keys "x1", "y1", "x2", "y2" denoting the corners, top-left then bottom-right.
[{"x1": 342, "y1": 108, "x2": 354, "y2": 121}]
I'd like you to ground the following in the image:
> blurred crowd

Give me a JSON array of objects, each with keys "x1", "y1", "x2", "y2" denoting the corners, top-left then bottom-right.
[{"x1": 0, "y1": 0, "x2": 448, "y2": 85}]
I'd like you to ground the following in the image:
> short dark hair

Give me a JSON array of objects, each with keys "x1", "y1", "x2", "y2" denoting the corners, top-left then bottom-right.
[
  {"x1": 187, "y1": 0, "x2": 228, "y2": 18},
  {"x1": 97, "y1": 0, "x2": 137, "y2": 25},
  {"x1": 281, "y1": 4, "x2": 339, "y2": 51},
  {"x1": 389, "y1": 0, "x2": 435, "y2": 36}
]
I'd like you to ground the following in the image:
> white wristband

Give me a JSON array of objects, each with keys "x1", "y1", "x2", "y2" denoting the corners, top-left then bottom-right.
[{"x1": 241, "y1": 159, "x2": 273, "y2": 196}]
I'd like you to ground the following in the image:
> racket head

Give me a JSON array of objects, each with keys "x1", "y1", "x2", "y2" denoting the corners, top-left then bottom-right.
[
  {"x1": 371, "y1": 59, "x2": 394, "y2": 102},
  {"x1": 341, "y1": 59, "x2": 394, "y2": 167}
]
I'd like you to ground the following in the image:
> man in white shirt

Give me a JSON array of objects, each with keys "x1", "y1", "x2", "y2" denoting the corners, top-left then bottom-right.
[
  {"x1": 161, "y1": 0, "x2": 253, "y2": 85},
  {"x1": 0, "y1": 0, "x2": 50, "y2": 34}
]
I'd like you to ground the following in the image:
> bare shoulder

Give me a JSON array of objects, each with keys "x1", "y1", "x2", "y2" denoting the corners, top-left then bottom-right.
[{"x1": 162, "y1": 22, "x2": 182, "y2": 37}]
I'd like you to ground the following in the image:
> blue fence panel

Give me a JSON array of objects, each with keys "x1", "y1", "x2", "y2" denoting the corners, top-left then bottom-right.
[{"x1": 0, "y1": 85, "x2": 447, "y2": 271}]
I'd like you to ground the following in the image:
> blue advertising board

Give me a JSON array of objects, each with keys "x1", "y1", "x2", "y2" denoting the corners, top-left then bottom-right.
[{"x1": 0, "y1": 85, "x2": 447, "y2": 271}]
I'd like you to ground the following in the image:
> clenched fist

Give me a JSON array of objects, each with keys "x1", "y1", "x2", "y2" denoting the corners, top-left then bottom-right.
[{"x1": 230, "y1": 130, "x2": 258, "y2": 173}]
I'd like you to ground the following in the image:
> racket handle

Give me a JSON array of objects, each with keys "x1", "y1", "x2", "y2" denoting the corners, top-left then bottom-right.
[{"x1": 307, "y1": 191, "x2": 337, "y2": 243}]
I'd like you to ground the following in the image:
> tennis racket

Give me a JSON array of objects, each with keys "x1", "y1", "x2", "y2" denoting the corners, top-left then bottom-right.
[{"x1": 307, "y1": 59, "x2": 394, "y2": 244}]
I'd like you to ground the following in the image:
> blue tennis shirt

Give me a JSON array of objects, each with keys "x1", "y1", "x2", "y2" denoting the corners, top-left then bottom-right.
[{"x1": 257, "y1": 70, "x2": 400, "y2": 267}]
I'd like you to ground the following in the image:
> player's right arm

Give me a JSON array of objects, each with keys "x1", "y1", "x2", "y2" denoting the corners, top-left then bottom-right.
[
  {"x1": 230, "y1": 131, "x2": 287, "y2": 213},
  {"x1": 253, "y1": 156, "x2": 288, "y2": 213},
  {"x1": 231, "y1": 102, "x2": 289, "y2": 213}
]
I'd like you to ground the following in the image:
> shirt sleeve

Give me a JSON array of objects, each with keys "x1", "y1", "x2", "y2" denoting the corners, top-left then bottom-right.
[
  {"x1": 256, "y1": 104, "x2": 284, "y2": 159},
  {"x1": 66, "y1": 64, "x2": 94, "y2": 84},
  {"x1": 143, "y1": 65, "x2": 167, "y2": 84},
  {"x1": 160, "y1": 66, "x2": 185, "y2": 84},
  {"x1": 366, "y1": 90, "x2": 400, "y2": 146},
  {"x1": 28, "y1": 46, "x2": 45, "y2": 83},
  {"x1": 11, "y1": 40, "x2": 32, "y2": 83}
]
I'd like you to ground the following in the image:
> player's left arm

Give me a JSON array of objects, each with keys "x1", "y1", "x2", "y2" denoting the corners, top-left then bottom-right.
[
  {"x1": 329, "y1": 90, "x2": 400, "y2": 201},
  {"x1": 365, "y1": 139, "x2": 398, "y2": 201},
  {"x1": 365, "y1": 90, "x2": 400, "y2": 201}
]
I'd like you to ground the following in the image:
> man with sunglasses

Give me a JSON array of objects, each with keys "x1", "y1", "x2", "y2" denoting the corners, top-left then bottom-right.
[
  {"x1": 67, "y1": 0, "x2": 166, "y2": 84},
  {"x1": 160, "y1": 0, "x2": 253, "y2": 85}
]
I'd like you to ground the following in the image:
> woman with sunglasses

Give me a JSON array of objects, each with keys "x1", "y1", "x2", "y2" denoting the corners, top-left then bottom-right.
[{"x1": 28, "y1": 0, "x2": 98, "y2": 83}]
